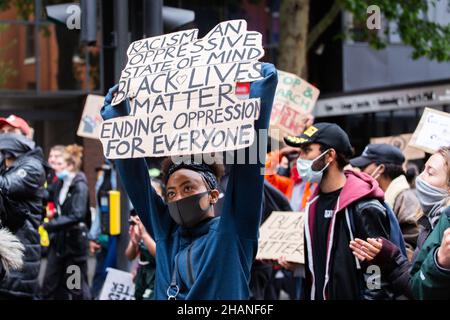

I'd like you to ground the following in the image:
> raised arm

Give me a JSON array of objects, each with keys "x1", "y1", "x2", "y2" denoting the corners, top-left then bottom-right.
[
  {"x1": 101, "y1": 86, "x2": 171, "y2": 240},
  {"x1": 220, "y1": 63, "x2": 278, "y2": 240}
]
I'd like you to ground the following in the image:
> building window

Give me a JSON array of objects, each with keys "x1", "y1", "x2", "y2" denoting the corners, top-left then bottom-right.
[{"x1": 24, "y1": 24, "x2": 35, "y2": 65}]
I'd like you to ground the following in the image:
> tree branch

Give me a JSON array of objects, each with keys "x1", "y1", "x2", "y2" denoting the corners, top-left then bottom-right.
[{"x1": 307, "y1": 0, "x2": 343, "y2": 52}]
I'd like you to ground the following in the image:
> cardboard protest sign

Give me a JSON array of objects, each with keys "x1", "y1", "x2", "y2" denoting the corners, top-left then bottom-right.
[
  {"x1": 409, "y1": 108, "x2": 450, "y2": 154},
  {"x1": 99, "y1": 20, "x2": 265, "y2": 158},
  {"x1": 77, "y1": 95, "x2": 105, "y2": 139},
  {"x1": 270, "y1": 70, "x2": 320, "y2": 139},
  {"x1": 256, "y1": 211, "x2": 304, "y2": 264},
  {"x1": 99, "y1": 268, "x2": 135, "y2": 300},
  {"x1": 371, "y1": 133, "x2": 425, "y2": 160}
]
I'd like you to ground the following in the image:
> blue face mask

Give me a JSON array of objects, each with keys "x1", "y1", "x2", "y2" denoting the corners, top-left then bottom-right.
[
  {"x1": 296, "y1": 149, "x2": 331, "y2": 183},
  {"x1": 56, "y1": 170, "x2": 70, "y2": 180}
]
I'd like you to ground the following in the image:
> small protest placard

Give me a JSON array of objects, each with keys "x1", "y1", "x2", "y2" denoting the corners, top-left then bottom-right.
[
  {"x1": 270, "y1": 70, "x2": 320, "y2": 139},
  {"x1": 371, "y1": 133, "x2": 425, "y2": 160},
  {"x1": 77, "y1": 95, "x2": 105, "y2": 139},
  {"x1": 409, "y1": 108, "x2": 450, "y2": 154},
  {"x1": 256, "y1": 211, "x2": 304, "y2": 264},
  {"x1": 99, "y1": 268, "x2": 135, "y2": 300},
  {"x1": 99, "y1": 20, "x2": 265, "y2": 158}
]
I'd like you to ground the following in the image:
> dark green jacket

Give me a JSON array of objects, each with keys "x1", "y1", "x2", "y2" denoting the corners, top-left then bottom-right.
[{"x1": 410, "y1": 208, "x2": 450, "y2": 300}]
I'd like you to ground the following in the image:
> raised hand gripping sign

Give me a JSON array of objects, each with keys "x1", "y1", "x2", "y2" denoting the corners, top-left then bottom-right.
[{"x1": 100, "y1": 20, "x2": 265, "y2": 159}]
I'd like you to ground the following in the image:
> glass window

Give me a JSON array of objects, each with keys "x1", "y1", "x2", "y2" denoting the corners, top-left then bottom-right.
[
  {"x1": 0, "y1": 22, "x2": 36, "y2": 90},
  {"x1": 0, "y1": 0, "x2": 102, "y2": 93}
]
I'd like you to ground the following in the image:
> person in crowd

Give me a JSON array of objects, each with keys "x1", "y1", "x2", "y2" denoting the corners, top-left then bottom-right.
[
  {"x1": 0, "y1": 115, "x2": 32, "y2": 137},
  {"x1": 39, "y1": 145, "x2": 66, "y2": 257},
  {"x1": 100, "y1": 63, "x2": 277, "y2": 300},
  {"x1": 45, "y1": 145, "x2": 66, "y2": 220},
  {"x1": 41, "y1": 145, "x2": 91, "y2": 300},
  {"x1": 350, "y1": 144, "x2": 420, "y2": 258},
  {"x1": 257, "y1": 181, "x2": 304, "y2": 300},
  {"x1": 0, "y1": 228, "x2": 25, "y2": 284},
  {"x1": 279, "y1": 123, "x2": 393, "y2": 300},
  {"x1": 126, "y1": 214, "x2": 156, "y2": 300},
  {"x1": 88, "y1": 162, "x2": 118, "y2": 299},
  {"x1": 265, "y1": 147, "x2": 317, "y2": 212},
  {"x1": 48, "y1": 146, "x2": 66, "y2": 175},
  {"x1": 350, "y1": 147, "x2": 450, "y2": 299},
  {"x1": 406, "y1": 162, "x2": 420, "y2": 189},
  {"x1": 277, "y1": 155, "x2": 291, "y2": 178},
  {"x1": 0, "y1": 131, "x2": 46, "y2": 299}
]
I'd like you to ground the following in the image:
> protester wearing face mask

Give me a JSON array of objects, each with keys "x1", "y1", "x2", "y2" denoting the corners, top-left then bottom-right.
[
  {"x1": 100, "y1": 63, "x2": 278, "y2": 300},
  {"x1": 264, "y1": 147, "x2": 317, "y2": 212},
  {"x1": 45, "y1": 145, "x2": 66, "y2": 221},
  {"x1": 350, "y1": 144, "x2": 420, "y2": 259},
  {"x1": 349, "y1": 147, "x2": 450, "y2": 300},
  {"x1": 41, "y1": 145, "x2": 91, "y2": 300},
  {"x1": 280, "y1": 122, "x2": 393, "y2": 300}
]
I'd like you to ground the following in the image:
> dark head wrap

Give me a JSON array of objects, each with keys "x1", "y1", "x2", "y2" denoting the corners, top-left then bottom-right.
[{"x1": 166, "y1": 161, "x2": 218, "y2": 190}]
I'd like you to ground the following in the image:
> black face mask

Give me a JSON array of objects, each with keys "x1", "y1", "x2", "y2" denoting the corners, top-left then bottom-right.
[
  {"x1": 277, "y1": 166, "x2": 290, "y2": 178},
  {"x1": 167, "y1": 191, "x2": 211, "y2": 228}
]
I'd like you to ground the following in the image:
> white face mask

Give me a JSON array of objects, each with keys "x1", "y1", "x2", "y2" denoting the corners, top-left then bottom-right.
[
  {"x1": 297, "y1": 149, "x2": 331, "y2": 183},
  {"x1": 370, "y1": 165, "x2": 383, "y2": 180}
]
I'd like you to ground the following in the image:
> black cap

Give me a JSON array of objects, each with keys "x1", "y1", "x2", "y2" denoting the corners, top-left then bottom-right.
[
  {"x1": 350, "y1": 144, "x2": 405, "y2": 168},
  {"x1": 284, "y1": 122, "x2": 354, "y2": 157}
]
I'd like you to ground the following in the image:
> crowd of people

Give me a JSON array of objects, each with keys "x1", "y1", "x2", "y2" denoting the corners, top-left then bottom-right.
[{"x1": 0, "y1": 63, "x2": 449, "y2": 300}]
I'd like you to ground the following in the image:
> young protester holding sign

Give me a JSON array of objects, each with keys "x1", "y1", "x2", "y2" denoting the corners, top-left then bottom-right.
[
  {"x1": 100, "y1": 63, "x2": 277, "y2": 300},
  {"x1": 350, "y1": 147, "x2": 450, "y2": 300}
]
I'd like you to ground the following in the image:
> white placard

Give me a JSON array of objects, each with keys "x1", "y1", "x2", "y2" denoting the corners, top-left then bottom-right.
[
  {"x1": 77, "y1": 95, "x2": 105, "y2": 139},
  {"x1": 256, "y1": 211, "x2": 304, "y2": 264},
  {"x1": 100, "y1": 20, "x2": 265, "y2": 158},
  {"x1": 99, "y1": 268, "x2": 135, "y2": 300},
  {"x1": 270, "y1": 70, "x2": 320, "y2": 138},
  {"x1": 409, "y1": 108, "x2": 450, "y2": 154}
]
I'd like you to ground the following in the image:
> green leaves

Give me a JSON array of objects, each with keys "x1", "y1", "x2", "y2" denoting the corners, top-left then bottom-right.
[{"x1": 342, "y1": 0, "x2": 450, "y2": 62}]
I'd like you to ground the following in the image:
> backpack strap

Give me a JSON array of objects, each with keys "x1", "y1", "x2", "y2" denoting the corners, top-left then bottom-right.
[
  {"x1": 345, "y1": 208, "x2": 361, "y2": 270},
  {"x1": 381, "y1": 202, "x2": 407, "y2": 257}
]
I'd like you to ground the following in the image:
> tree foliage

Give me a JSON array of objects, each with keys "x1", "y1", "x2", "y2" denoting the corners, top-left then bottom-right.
[{"x1": 343, "y1": 0, "x2": 450, "y2": 62}]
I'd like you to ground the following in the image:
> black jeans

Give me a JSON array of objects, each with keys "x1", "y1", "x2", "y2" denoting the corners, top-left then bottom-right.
[{"x1": 41, "y1": 244, "x2": 91, "y2": 300}]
